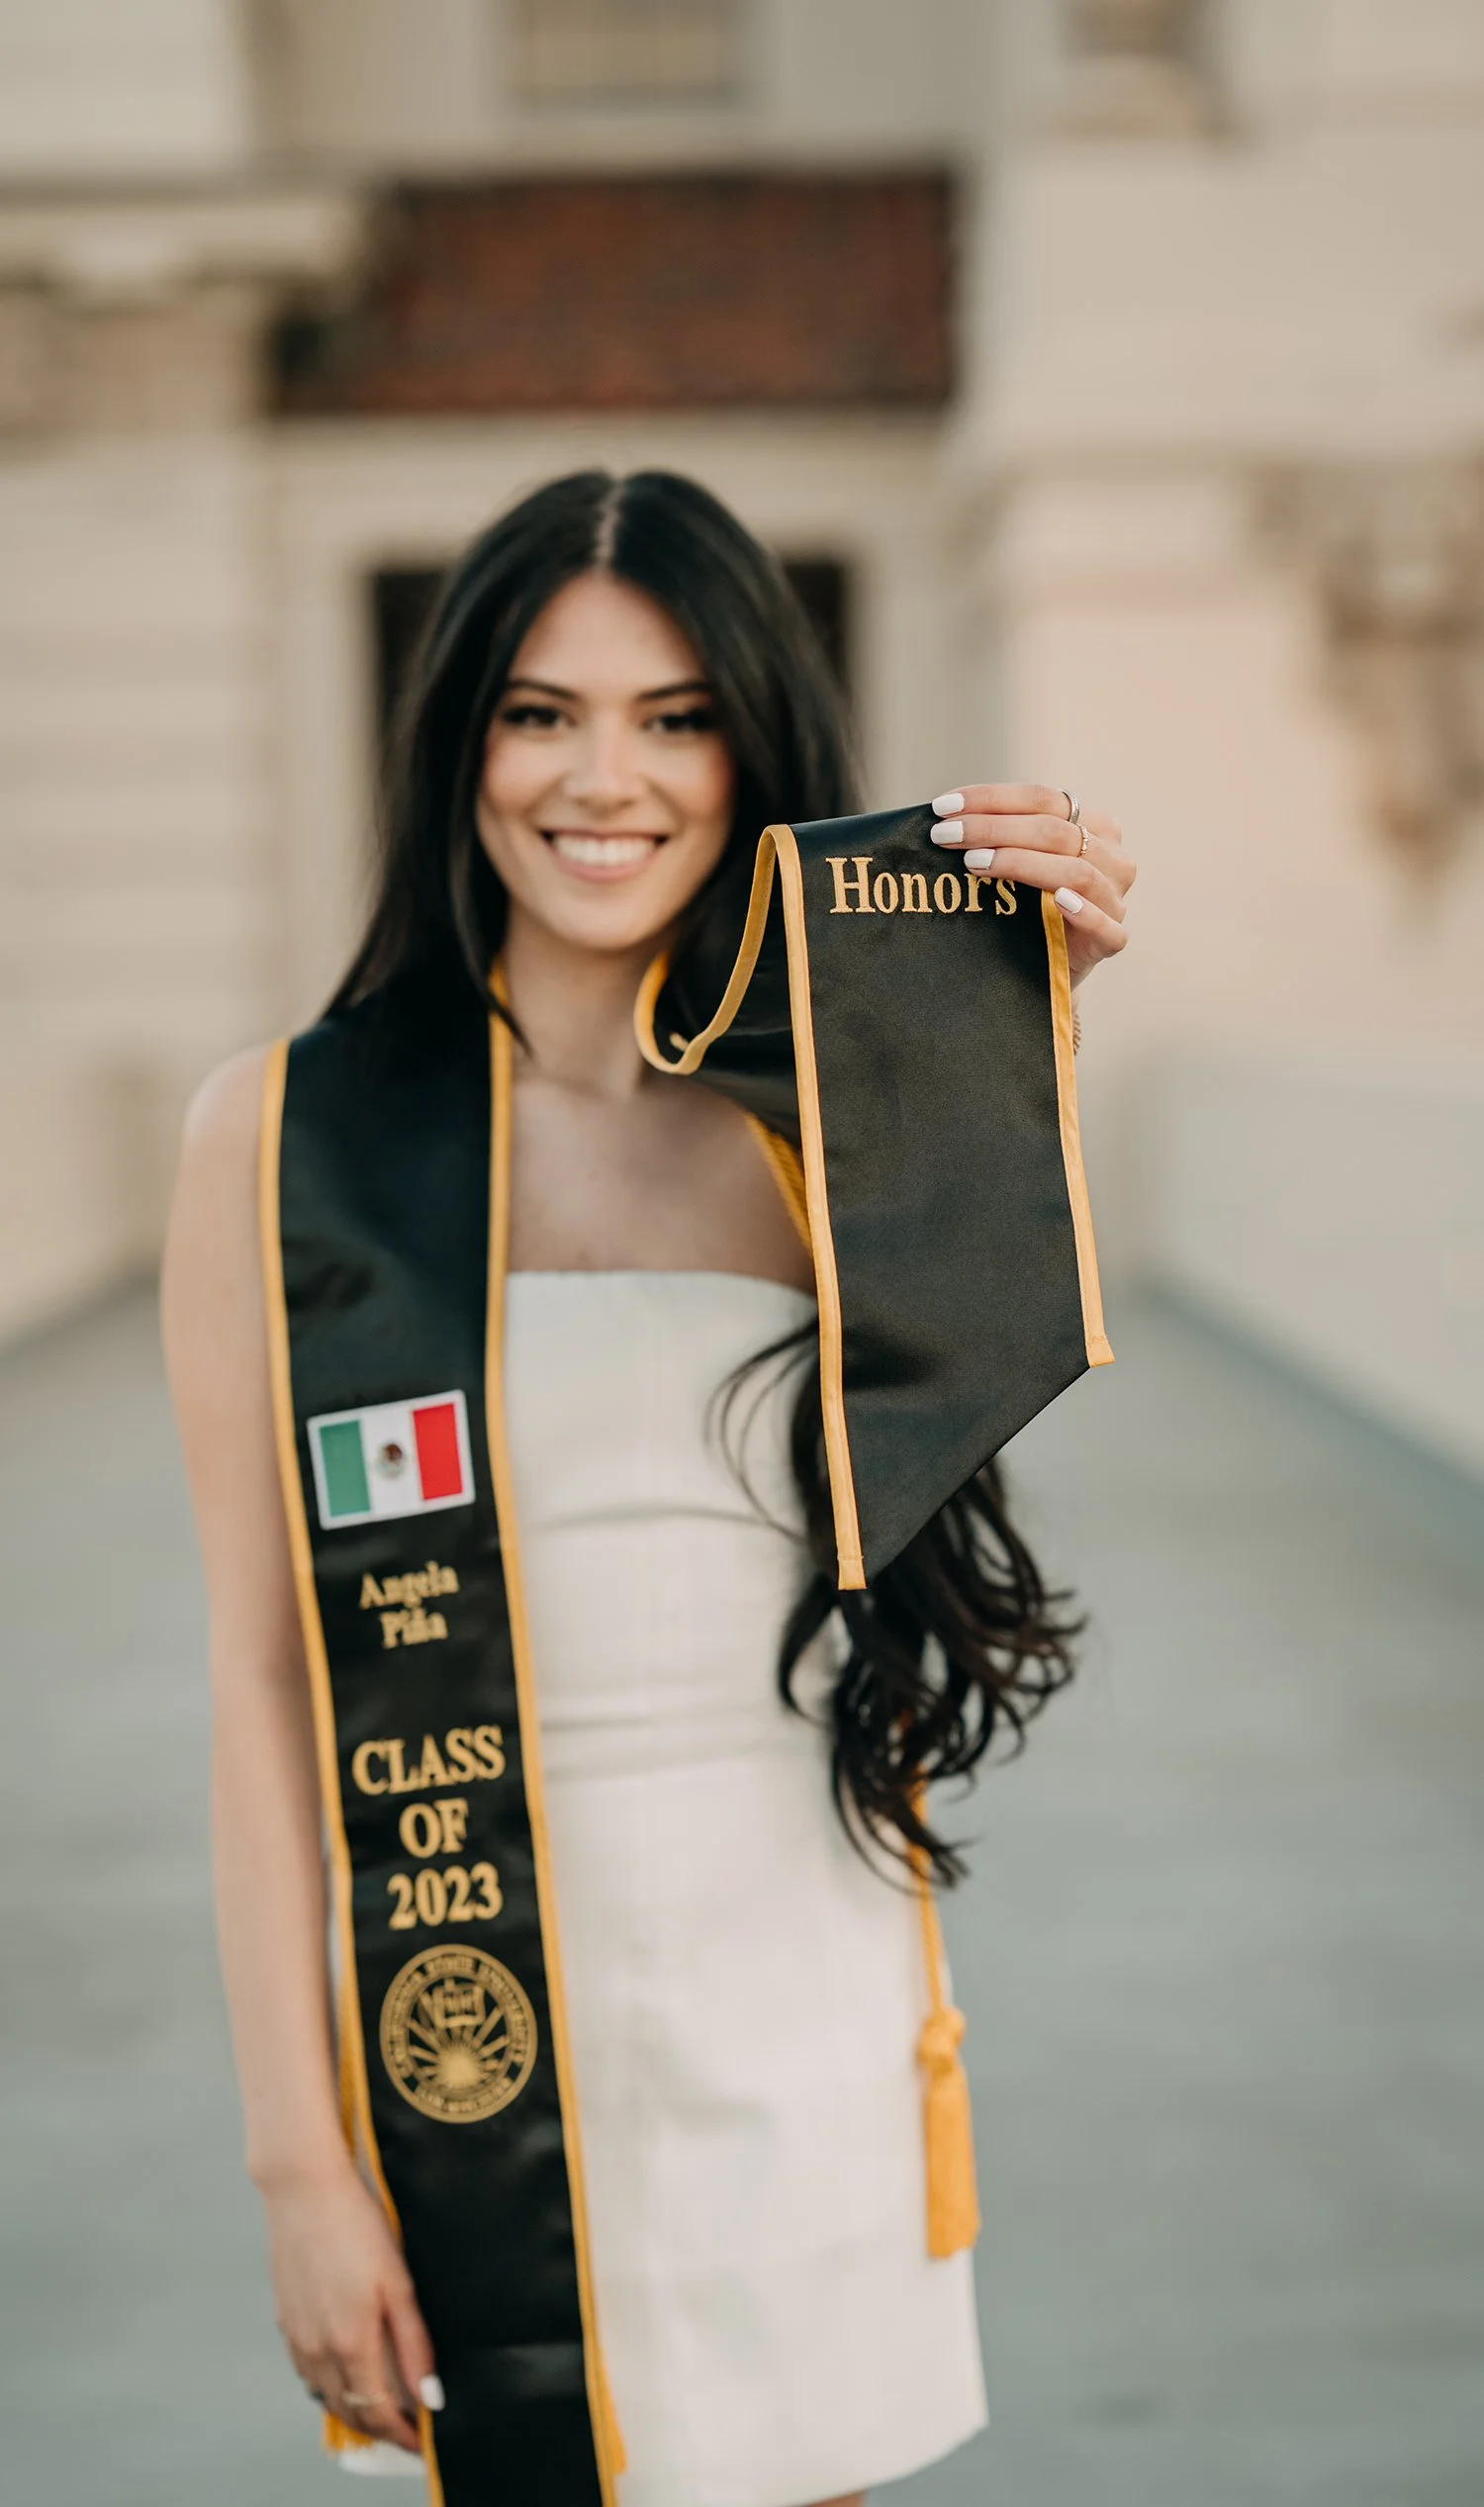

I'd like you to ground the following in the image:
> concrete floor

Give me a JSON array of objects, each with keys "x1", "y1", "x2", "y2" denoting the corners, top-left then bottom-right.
[{"x1": 1, "y1": 1289, "x2": 1481, "y2": 2507}]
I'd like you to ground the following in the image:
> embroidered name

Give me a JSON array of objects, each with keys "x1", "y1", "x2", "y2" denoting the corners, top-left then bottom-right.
[
  {"x1": 825, "y1": 855, "x2": 1017, "y2": 917},
  {"x1": 360, "y1": 1561, "x2": 460, "y2": 1649}
]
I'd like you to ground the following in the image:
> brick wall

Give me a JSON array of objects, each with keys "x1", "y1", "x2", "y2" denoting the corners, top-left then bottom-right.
[{"x1": 273, "y1": 174, "x2": 955, "y2": 415}]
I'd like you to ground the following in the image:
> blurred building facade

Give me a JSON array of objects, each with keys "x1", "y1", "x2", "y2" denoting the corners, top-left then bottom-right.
[{"x1": 1, "y1": 0, "x2": 1482, "y2": 1470}]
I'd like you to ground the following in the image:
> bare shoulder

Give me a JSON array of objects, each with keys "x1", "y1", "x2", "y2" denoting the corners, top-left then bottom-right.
[
  {"x1": 178, "y1": 1042, "x2": 276, "y2": 1179},
  {"x1": 163, "y1": 1045, "x2": 279, "y2": 1369}
]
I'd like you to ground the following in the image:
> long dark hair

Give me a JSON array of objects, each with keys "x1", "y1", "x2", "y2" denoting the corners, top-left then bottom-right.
[{"x1": 335, "y1": 469, "x2": 1078, "y2": 1882}]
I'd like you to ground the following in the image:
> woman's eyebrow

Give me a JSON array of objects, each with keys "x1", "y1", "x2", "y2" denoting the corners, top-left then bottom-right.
[{"x1": 501, "y1": 676, "x2": 712, "y2": 702}]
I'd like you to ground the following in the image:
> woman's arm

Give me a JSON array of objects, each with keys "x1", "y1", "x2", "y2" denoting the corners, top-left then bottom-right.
[{"x1": 161, "y1": 1051, "x2": 436, "y2": 2455}]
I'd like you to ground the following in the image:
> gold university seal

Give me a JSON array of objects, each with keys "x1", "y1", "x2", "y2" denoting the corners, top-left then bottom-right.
[{"x1": 379, "y1": 1944, "x2": 537, "y2": 2123}]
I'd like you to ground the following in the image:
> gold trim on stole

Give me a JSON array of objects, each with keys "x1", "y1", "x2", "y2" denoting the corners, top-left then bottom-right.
[
  {"x1": 768, "y1": 826, "x2": 866, "y2": 1588},
  {"x1": 1039, "y1": 892, "x2": 1114, "y2": 1369},
  {"x1": 741, "y1": 1115, "x2": 810, "y2": 1254},
  {"x1": 485, "y1": 1002, "x2": 623, "y2": 2499},
  {"x1": 257, "y1": 1042, "x2": 446, "y2": 2494},
  {"x1": 634, "y1": 826, "x2": 866, "y2": 1591}
]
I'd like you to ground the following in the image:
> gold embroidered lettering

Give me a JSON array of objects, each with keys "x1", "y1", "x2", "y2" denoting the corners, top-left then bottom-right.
[
  {"x1": 994, "y1": 877, "x2": 1018, "y2": 915},
  {"x1": 386, "y1": 1738, "x2": 421, "y2": 1794},
  {"x1": 826, "y1": 855, "x2": 875, "y2": 914},
  {"x1": 379, "y1": 1604, "x2": 448, "y2": 1648},
  {"x1": 965, "y1": 873, "x2": 985, "y2": 912},
  {"x1": 436, "y1": 1797, "x2": 469, "y2": 1854},
  {"x1": 473, "y1": 1723, "x2": 507, "y2": 1779},
  {"x1": 900, "y1": 871, "x2": 930, "y2": 913},
  {"x1": 398, "y1": 1802, "x2": 443, "y2": 1858},
  {"x1": 362, "y1": 1561, "x2": 458, "y2": 1609},
  {"x1": 417, "y1": 1733, "x2": 451, "y2": 1789},
  {"x1": 872, "y1": 871, "x2": 899, "y2": 913},
  {"x1": 385, "y1": 1858, "x2": 502, "y2": 1932},
  {"x1": 351, "y1": 1740, "x2": 391, "y2": 1795},
  {"x1": 362, "y1": 1730, "x2": 504, "y2": 1797},
  {"x1": 932, "y1": 872, "x2": 963, "y2": 913}
]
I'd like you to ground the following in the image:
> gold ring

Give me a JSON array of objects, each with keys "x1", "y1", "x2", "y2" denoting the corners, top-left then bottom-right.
[
  {"x1": 1063, "y1": 790, "x2": 1081, "y2": 826},
  {"x1": 341, "y1": 2391, "x2": 388, "y2": 2410},
  {"x1": 1078, "y1": 825, "x2": 1091, "y2": 858}
]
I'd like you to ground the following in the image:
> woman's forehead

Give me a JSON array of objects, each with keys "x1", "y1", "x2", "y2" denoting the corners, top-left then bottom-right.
[{"x1": 508, "y1": 571, "x2": 705, "y2": 697}]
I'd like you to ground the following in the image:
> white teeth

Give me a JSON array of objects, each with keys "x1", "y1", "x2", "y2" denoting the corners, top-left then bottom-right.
[{"x1": 551, "y1": 833, "x2": 656, "y2": 868}]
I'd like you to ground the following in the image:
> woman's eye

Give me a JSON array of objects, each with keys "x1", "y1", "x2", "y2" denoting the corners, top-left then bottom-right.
[
  {"x1": 648, "y1": 707, "x2": 718, "y2": 736},
  {"x1": 498, "y1": 702, "x2": 566, "y2": 730}
]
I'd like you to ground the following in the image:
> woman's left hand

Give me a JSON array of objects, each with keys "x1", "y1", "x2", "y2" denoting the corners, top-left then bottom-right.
[{"x1": 928, "y1": 785, "x2": 1135, "y2": 990}]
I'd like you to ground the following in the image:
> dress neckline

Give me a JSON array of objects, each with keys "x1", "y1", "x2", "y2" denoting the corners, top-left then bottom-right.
[{"x1": 507, "y1": 1268, "x2": 813, "y2": 1299}]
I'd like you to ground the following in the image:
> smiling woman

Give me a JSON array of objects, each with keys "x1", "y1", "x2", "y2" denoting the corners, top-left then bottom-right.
[{"x1": 160, "y1": 469, "x2": 1134, "y2": 2507}]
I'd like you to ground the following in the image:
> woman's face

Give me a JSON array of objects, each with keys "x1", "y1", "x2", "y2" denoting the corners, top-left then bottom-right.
[{"x1": 476, "y1": 570, "x2": 736, "y2": 957}]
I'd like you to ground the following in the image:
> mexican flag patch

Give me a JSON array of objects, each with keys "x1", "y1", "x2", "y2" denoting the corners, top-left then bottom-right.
[{"x1": 308, "y1": 1391, "x2": 474, "y2": 1531}]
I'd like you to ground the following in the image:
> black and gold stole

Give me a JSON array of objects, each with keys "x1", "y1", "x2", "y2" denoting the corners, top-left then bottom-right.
[
  {"x1": 260, "y1": 987, "x2": 623, "y2": 2507},
  {"x1": 259, "y1": 803, "x2": 1109, "y2": 2503},
  {"x1": 637, "y1": 803, "x2": 1112, "y2": 1588}
]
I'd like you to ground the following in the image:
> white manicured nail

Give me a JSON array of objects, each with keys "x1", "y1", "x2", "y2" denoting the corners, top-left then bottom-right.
[
  {"x1": 418, "y1": 2375, "x2": 446, "y2": 2411},
  {"x1": 963, "y1": 847, "x2": 995, "y2": 872},
  {"x1": 1055, "y1": 886, "x2": 1084, "y2": 914},
  {"x1": 930, "y1": 818, "x2": 964, "y2": 845},
  {"x1": 931, "y1": 790, "x2": 965, "y2": 816}
]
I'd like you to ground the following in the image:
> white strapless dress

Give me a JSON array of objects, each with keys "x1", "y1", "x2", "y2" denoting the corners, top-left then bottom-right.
[{"x1": 349, "y1": 1271, "x2": 986, "y2": 2506}]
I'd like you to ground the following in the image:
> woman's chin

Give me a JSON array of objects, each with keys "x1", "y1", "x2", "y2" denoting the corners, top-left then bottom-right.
[{"x1": 510, "y1": 876, "x2": 689, "y2": 961}]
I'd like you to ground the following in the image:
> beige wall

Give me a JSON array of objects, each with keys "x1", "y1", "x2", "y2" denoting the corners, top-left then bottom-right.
[
  {"x1": 0, "y1": 436, "x2": 273, "y2": 1327},
  {"x1": 253, "y1": 0, "x2": 993, "y2": 168},
  {"x1": 0, "y1": 0, "x2": 253, "y2": 176}
]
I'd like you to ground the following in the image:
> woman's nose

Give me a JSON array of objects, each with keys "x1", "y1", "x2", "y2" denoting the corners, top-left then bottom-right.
[{"x1": 562, "y1": 718, "x2": 646, "y2": 811}]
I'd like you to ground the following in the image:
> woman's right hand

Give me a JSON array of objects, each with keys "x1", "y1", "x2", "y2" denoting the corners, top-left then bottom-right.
[{"x1": 263, "y1": 2163, "x2": 440, "y2": 2455}]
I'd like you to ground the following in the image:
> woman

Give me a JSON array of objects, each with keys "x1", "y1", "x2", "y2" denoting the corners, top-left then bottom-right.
[{"x1": 162, "y1": 470, "x2": 1134, "y2": 2507}]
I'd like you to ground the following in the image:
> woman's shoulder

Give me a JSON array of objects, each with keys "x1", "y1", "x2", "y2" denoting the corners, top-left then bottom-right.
[{"x1": 179, "y1": 1043, "x2": 274, "y2": 1176}]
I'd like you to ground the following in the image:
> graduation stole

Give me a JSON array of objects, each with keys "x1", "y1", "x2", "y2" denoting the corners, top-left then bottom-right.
[
  {"x1": 637, "y1": 803, "x2": 1112, "y2": 1586},
  {"x1": 258, "y1": 804, "x2": 1108, "y2": 2506}
]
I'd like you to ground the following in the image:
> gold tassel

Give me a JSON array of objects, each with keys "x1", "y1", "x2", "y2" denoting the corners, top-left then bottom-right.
[
  {"x1": 597, "y1": 2350, "x2": 627, "y2": 2475},
  {"x1": 323, "y1": 2412, "x2": 375, "y2": 2457},
  {"x1": 915, "y1": 1999, "x2": 980, "y2": 2257},
  {"x1": 912, "y1": 1839, "x2": 981, "y2": 2260}
]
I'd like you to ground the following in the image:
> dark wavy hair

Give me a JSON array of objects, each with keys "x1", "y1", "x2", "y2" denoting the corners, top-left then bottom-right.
[{"x1": 333, "y1": 468, "x2": 1078, "y2": 1882}]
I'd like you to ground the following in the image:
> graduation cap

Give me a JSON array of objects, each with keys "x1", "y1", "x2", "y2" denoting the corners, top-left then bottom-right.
[{"x1": 636, "y1": 803, "x2": 1112, "y2": 1589}]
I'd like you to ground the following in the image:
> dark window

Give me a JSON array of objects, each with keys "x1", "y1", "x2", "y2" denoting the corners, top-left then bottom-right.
[
  {"x1": 782, "y1": 558, "x2": 850, "y2": 696},
  {"x1": 371, "y1": 567, "x2": 445, "y2": 760},
  {"x1": 370, "y1": 553, "x2": 852, "y2": 758}
]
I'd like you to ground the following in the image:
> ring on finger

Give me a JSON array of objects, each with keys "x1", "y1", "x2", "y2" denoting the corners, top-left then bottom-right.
[
  {"x1": 1062, "y1": 790, "x2": 1081, "y2": 827},
  {"x1": 1077, "y1": 824, "x2": 1092, "y2": 859},
  {"x1": 340, "y1": 2391, "x2": 390, "y2": 2411}
]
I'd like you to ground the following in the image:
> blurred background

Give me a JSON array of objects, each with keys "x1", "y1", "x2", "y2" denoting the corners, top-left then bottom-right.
[{"x1": 1, "y1": 3, "x2": 1482, "y2": 2503}]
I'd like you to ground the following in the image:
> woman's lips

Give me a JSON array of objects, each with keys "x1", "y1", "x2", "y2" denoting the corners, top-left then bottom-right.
[{"x1": 544, "y1": 830, "x2": 666, "y2": 880}]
